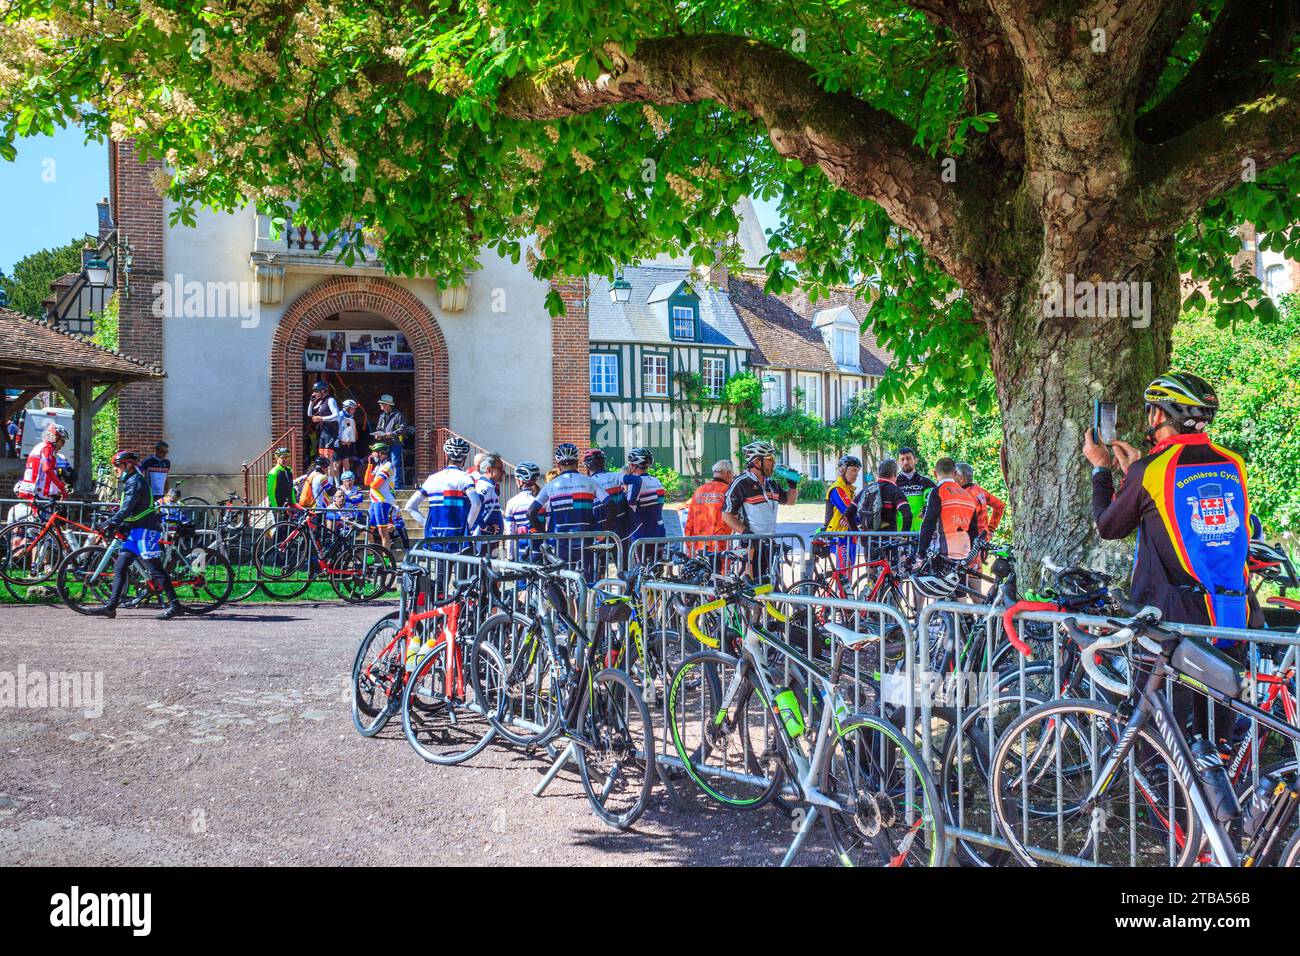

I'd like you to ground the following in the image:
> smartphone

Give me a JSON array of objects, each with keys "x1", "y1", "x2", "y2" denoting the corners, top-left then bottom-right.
[{"x1": 1093, "y1": 400, "x2": 1118, "y2": 445}]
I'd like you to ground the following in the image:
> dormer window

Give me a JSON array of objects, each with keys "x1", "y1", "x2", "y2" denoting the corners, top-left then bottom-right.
[
  {"x1": 671, "y1": 304, "x2": 697, "y2": 340},
  {"x1": 834, "y1": 328, "x2": 859, "y2": 367}
]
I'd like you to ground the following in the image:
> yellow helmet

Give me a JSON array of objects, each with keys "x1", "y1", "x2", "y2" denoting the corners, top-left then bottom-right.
[{"x1": 1144, "y1": 372, "x2": 1218, "y2": 429}]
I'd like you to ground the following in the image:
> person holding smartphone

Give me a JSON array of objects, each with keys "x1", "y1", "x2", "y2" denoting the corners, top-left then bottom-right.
[{"x1": 1085, "y1": 373, "x2": 1261, "y2": 734}]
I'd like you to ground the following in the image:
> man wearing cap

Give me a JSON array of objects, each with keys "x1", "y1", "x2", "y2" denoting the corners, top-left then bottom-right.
[
  {"x1": 373, "y1": 395, "x2": 407, "y2": 487},
  {"x1": 683, "y1": 460, "x2": 734, "y2": 552}
]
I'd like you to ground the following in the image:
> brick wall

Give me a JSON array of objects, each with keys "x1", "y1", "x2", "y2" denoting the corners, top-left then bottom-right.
[
  {"x1": 111, "y1": 140, "x2": 166, "y2": 454},
  {"x1": 550, "y1": 276, "x2": 590, "y2": 452}
]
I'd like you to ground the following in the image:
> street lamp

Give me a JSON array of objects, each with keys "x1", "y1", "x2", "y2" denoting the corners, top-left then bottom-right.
[
  {"x1": 84, "y1": 257, "x2": 110, "y2": 287},
  {"x1": 609, "y1": 273, "x2": 632, "y2": 304}
]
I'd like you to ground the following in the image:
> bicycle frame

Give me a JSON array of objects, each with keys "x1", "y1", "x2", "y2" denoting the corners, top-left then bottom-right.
[{"x1": 1081, "y1": 649, "x2": 1300, "y2": 867}]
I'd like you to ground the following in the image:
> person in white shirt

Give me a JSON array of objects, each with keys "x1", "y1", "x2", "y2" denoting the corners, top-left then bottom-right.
[{"x1": 504, "y1": 460, "x2": 542, "y2": 560}]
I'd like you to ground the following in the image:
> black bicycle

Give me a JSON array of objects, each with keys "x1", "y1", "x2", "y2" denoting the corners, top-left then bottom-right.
[
  {"x1": 990, "y1": 602, "x2": 1300, "y2": 866},
  {"x1": 468, "y1": 546, "x2": 656, "y2": 830}
]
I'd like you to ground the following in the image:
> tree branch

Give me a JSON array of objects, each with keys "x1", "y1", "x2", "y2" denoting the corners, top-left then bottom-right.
[
  {"x1": 495, "y1": 33, "x2": 992, "y2": 297},
  {"x1": 1133, "y1": 74, "x2": 1300, "y2": 234},
  {"x1": 1136, "y1": 0, "x2": 1300, "y2": 144}
]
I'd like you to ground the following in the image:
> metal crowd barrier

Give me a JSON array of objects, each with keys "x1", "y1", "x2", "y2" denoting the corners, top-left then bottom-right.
[
  {"x1": 628, "y1": 532, "x2": 808, "y2": 588},
  {"x1": 917, "y1": 600, "x2": 1300, "y2": 867}
]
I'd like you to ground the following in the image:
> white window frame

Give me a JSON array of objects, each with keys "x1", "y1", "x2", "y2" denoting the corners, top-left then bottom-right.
[
  {"x1": 762, "y1": 371, "x2": 787, "y2": 412},
  {"x1": 670, "y1": 305, "x2": 696, "y2": 341},
  {"x1": 835, "y1": 328, "x2": 859, "y2": 367},
  {"x1": 803, "y1": 450, "x2": 822, "y2": 480},
  {"x1": 702, "y1": 356, "x2": 725, "y2": 397},
  {"x1": 642, "y1": 354, "x2": 669, "y2": 397},
  {"x1": 799, "y1": 373, "x2": 821, "y2": 419},
  {"x1": 841, "y1": 378, "x2": 862, "y2": 416},
  {"x1": 1264, "y1": 263, "x2": 1288, "y2": 299},
  {"x1": 589, "y1": 353, "x2": 619, "y2": 396}
]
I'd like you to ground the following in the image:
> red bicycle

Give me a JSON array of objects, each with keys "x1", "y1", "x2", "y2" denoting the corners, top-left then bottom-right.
[
  {"x1": 252, "y1": 504, "x2": 394, "y2": 601},
  {"x1": 1, "y1": 498, "x2": 109, "y2": 586}
]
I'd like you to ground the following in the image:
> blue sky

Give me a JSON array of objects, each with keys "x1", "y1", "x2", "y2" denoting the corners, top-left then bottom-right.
[{"x1": 0, "y1": 128, "x2": 108, "y2": 276}]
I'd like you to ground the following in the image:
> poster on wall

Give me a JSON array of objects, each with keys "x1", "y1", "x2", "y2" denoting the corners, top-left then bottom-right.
[{"x1": 304, "y1": 331, "x2": 415, "y2": 371}]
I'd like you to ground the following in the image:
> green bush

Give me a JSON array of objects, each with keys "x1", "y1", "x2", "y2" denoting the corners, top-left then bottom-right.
[
  {"x1": 649, "y1": 464, "x2": 683, "y2": 497},
  {"x1": 797, "y1": 478, "x2": 828, "y2": 503}
]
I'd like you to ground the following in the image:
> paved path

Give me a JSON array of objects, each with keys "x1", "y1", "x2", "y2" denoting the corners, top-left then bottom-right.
[{"x1": 0, "y1": 603, "x2": 837, "y2": 866}]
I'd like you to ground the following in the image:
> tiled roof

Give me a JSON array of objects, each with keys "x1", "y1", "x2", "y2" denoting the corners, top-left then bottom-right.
[
  {"x1": 0, "y1": 308, "x2": 164, "y2": 384},
  {"x1": 727, "y1": 276, "x2": 891, "y2": 376},
  {"x1": 589, "y1": 265, "x2": 754, "y2": 350}
]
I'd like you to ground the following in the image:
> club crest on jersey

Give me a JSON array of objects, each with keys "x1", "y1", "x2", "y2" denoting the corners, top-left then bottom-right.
[{"x1": 1186, "y1": 483, "x2": 1239, "y2": 539}]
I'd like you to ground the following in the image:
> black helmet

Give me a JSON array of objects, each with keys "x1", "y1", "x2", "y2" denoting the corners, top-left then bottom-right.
[
  {"x1": 838, "y1": 454, "x2": 862, "y2": 471},
  {"x1": 583, "y1": 449, "x2": 606, "y2": 470},
  {"x1": 311, "y1": 380, "x2": 330, "y2": 392},
  {"x1": 554, "y1": 442, "x2": 580, "y2": 464},
  {"x1": 111, "y1": 450, "x2": 139, "y2": 466},
  {"x1": 313, "y1": 455, "x2": 329, "y2": 469},
  {"x1": 1144, "y1": 372, "x2": 1219, "y2": 432}
]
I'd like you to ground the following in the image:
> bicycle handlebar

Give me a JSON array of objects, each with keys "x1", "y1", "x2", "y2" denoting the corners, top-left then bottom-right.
[{"x1": 1062, "y1": 617, "x2": 1136, "y2": 697}]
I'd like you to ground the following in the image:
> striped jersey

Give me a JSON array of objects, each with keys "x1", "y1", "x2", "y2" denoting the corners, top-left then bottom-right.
[
  {"x1": 415, "y1": 466, "x2": 476, "y2": 540},
  {"x1": 504, "y1": 489, "x2": 539, "y2": 535},
  {"x1": 535, "y1": 470, "x2": 599, "y2": 535},
  {"x1": 471, "y1": 474, "x2": 502, "y2": 534},
  {"x1": 590, "y1": 470, "x2": 626, "y2": 526},
  {"x1": 622, "y1": 472, "x2": 666, "y2": 541},
  {"x1": 365, "y1": 459, "x2": 397, "y2": 506}
]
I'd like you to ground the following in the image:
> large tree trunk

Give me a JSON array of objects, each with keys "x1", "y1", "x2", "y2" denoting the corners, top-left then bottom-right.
[{"x1": 987, "y1": 238, "x2": 1179, "y2": 580}]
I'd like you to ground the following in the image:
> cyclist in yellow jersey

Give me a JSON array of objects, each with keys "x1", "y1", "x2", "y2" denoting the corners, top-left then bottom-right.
[{"x1": 823, "y1": 455, "x2": 862, "y2": 569}]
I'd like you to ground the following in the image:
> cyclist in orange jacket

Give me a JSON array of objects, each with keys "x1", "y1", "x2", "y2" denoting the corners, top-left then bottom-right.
[{"x1": 683, "y1": 460, "x2": 735, "y2": 551}]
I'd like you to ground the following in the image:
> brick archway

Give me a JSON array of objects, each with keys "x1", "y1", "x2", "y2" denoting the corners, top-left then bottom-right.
[{"x1": 271, "y1": 276, "x2": 448, "y2": 480}]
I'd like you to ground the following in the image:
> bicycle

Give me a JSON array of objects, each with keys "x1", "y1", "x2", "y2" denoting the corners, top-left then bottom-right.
[
  {"x1": 56, "y1": 521, "x2": 232, "y2": 615},
  {"x1": 468, "y1": 546, "x2": 656, "y2": 829},
  {"x1": 666, "y1": 573, "x2": 946, "y2": 866},
  {"x1": 253, "y1": 505, "x2": 395, "y2": 602},
  {"x1": 1, "y1": 498, "x2": 111, "y2": 586},
  {"x1": 990, "y1": 602, "x2": 1300, "y2": 866}
]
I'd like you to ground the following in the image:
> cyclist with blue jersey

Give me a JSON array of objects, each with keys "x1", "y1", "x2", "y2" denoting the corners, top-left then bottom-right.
[
  {"x1": 528, "y1": 442, "x2": 613, "y2": 580},
  {"x1": 90, "y1": 451, "x2": 182, "y2": 620},
  {"x1": 584, "y1": 448, "x2": 628, "y2": 533},
  {"x1": 405, "y1": 435, "x2": 482, "y2": 552},
  {"x1": 505, "y1": 460, "x2": 543, "y2": 561},
  {"x1": 622, "y1": 447, "x2": 666, "y2": 561}
]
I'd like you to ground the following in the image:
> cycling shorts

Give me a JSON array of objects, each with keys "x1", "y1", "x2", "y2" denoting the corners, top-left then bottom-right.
[{"x1": 123, "y1": 527, "x2": 163, "y2": 559}]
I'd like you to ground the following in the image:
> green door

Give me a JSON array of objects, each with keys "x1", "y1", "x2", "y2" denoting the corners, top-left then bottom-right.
[{"x1": 702, "y1": 423, "x2": 731, "y2": 469}]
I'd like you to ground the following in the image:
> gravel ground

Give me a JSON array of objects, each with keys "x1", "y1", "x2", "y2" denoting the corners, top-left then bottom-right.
[{"x1": 0, "y1": 602, "x2": 840, "y2": 867}]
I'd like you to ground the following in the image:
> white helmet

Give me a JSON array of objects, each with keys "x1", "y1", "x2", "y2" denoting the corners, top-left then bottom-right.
[
  {"x1": 742, "y1": 439, "x2": 777, "y2": 464},
  {"x1": 45, "y1": 424, "x2": 70, "y2": 441},
  {"x1": 443, "y1": 435, "x2": 471, "y2": 463},
  {"x1": 912, "y1": 562, "x2": 960, "y2": 599}
]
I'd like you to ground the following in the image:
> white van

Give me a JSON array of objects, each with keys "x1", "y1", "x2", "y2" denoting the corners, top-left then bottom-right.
[{"x1": 20, "y1": 407, "x2": 76, "y2": 463}]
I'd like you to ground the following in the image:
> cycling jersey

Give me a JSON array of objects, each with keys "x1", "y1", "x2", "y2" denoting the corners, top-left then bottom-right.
[
  {"x1": 534, "y1": 470, "x2": 599, "y2": 535},
  {"x1": 1093, "y1": 432, "x2": 1261, "y2": 633},
  {"x1": 683, "y1": 478, "x2": 731, "y2": 550},
  {"x1": 590, "y1": 469, "x2": 627, "y2": 527},
  {"x1": 407, "y1": 466, "x2": 480, "y2": 546},
  {"x1": 723, "y1": 469, "x2": 788, "y2": 536},
  {"x1": 895, "y1": 471, "x2": 936, "y2": 532},
  {"x1": 307, "y1": 395, "x2": 341, "y2": 449},
  {"x1": 823, "y1": 477, "x2": 857, "y2": 533},
  {"x1": 103, "y1": 466, "x2": 160, "y2": 533},
  {"x1": 15, "y1": 440, "x2": 66, "y2": 500},
  {"x1": 365, "y1": 459, "x2": 397, "y2": 507},
  {"x1": 297, "y1": 471, "x2": 334, "y2": 509},
  {"x1": 916, "y1": 478, "x2": 978, "y2": 559},
  {"x1": 966, "y1": 482, "x2": 1005, "y2": 533},
  {"x1": 471, "y1": 474, "x2": 502, "y2": 534},
  {"x1": 623, "y1": 472, "x2": 666, "y2": 541},
  {"x1": 339, "y1": 484, "x2": 366, "y2": 509},
  {"x1": 505, "y1": 488, "x2": 541, "y2": 560},
  {"x1": 140, "y1": 454, "x2": 171, "y2": 497},
  {"x1": 266, "y1": 463, "x2": 295, "y2": 509}
]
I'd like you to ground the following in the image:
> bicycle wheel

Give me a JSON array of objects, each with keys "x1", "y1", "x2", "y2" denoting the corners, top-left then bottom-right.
[
  {"x1": 990, "y1": 698, "x2": 1201, "y2": 866},
  {"x1": 401, "y1": 635, "x2": 499, "y2": 765},
  {"x1": 784, "y1": 579, "x2": 837, "y2": 626},
  {"x1": 55, "y1": 544, "x2": 116, "y2": 614},
  {"x1": 471, "y1": 611, "x2": 560, "y2": 748},
  {"x1": 351, "y1": 613, "x2": 404, "y2": 736},
  {"x1": 1281, "y1": 825, "x2": 1300, "y2": 866},
  {"x1": 939, "y1": 665, "x2": 1052, "y2": 867},
  {"x1": 253, "y1": 521, "x2": 310, "y2": 580},
  {"x1": 574, "y1": 667, "x2": 656, "y2": 829},
  {"x1": 1, "y1": 522, "x2": 64, "y2": 585},
  {"x1": 821, "y1": 713, "x2": 947, "y2": 866},
  {"x1": 333, "y1": 544, "x2": 392, "y2": 603},
  {"x1": 666, "y1": 650, "x2": 785, "y2": 810},
  {"x1": 179, "y1": 496, "x2": 211, "y2": 507},
  {"x1": 167, "y1": 546, "x2": 232, "y2": 613}
]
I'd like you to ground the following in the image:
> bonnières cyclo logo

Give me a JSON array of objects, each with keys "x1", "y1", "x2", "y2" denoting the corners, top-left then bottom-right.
[{"x1": 49, "y1": 886, "x2": 151, "y2": 936}]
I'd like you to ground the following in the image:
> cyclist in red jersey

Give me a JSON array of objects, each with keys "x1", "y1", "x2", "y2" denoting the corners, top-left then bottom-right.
[{"x1": 15, "y1": 424, "x2": 69, "y2": 503}]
